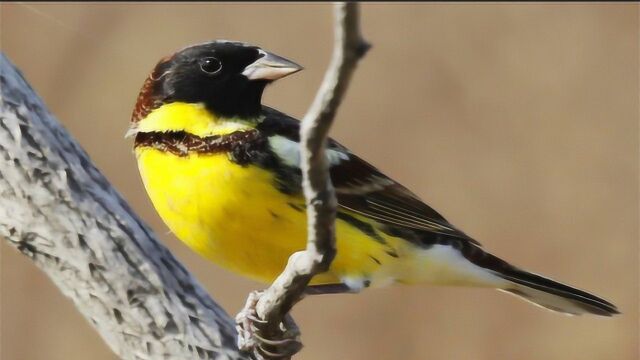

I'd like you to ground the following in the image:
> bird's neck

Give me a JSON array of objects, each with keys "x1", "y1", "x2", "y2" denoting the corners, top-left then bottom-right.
[{"x1": 130, "y1": 102, "x2": 260, "y2": 138}]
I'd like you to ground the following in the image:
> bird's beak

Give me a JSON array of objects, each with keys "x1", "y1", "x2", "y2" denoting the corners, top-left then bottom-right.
[{"x1": 241, "y1": 50, "x2": 303, "y2": 81}]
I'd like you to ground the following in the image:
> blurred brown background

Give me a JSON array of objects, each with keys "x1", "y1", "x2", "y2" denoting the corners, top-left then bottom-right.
[{"x1": 1, "y1": 3, "x2": 638, "y2": 360}]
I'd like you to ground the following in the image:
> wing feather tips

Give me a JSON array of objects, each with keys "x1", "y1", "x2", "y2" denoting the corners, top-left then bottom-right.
[
  {"x1": 457, "y1": 245, "x2": 619, "y2": 316},
  {"x1": 498, "y1": 270, "x2": 619, "y2": 316}
]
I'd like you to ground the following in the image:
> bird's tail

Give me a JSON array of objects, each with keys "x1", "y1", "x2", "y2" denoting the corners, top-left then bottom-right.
[
  {"x1": 417, "y1": 242, "x2": 618, "y2": 316},
  {"x1": 497, "y1": 267, "x2": 619, "y2": 316},
  {"x1": 472, "y1": 249, "x2": 619, "y2": 316}
]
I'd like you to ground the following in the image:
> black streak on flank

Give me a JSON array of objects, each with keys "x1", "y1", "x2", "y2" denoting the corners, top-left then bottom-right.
[
  {"x1": 369, "y1": 255, "x2": 382, "y2": 265},
  {"x1": 385, "y1": 249, "x2": 399, "y2": 258},
  {"x1": 271, "y1": 164, "x2": 302, "y2": 196},
  {"x1": 287, "y1": 202, "x2": 305, "y2": 212},
  {"x1": 336, "y1": 212, "x2": 386, "y2": 244},
  {"x1": 268, "y1": 210, "x2": 280, "y2": 219}
]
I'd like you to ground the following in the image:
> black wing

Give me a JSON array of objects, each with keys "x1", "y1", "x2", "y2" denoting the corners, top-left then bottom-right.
[{"x1": 259, "y1": 106, "x2": 479, "y2": 245}]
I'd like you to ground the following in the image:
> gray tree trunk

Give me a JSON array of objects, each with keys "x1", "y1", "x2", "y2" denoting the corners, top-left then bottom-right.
[{"x1": 0, "y1": 54, "x2": 247, "y2": 360}]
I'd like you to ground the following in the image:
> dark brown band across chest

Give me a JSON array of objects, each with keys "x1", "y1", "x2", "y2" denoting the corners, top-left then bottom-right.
[
  {"x1": 134, "y1": 128, "x2": 300, "y2": 193},
  {"x1": 133, "y1": 129, "x2": 272, "y2": 166}
]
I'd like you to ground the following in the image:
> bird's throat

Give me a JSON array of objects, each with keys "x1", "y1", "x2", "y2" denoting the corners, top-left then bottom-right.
[{"x1": 132, "y1": 102, "x2": 257, "y2": 138}]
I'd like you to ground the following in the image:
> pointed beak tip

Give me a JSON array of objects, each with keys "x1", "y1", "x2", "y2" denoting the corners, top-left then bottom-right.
[{"x1": 289, "y1": 64, "x2": 304, "y2": 75}]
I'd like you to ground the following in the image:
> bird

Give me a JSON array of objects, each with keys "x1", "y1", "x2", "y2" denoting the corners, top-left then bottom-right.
[{"x1": 128, "y1": 40, "x2": 618, "y2": 317}]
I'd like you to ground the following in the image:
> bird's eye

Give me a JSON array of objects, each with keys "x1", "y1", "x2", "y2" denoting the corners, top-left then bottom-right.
[{"x1": 199, "y1": 57, "x2": 222, "y2": 74}]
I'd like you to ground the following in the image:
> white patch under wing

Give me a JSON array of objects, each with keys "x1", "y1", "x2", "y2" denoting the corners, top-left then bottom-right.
[
  {"x1": 268, "y1": 136, "x2": 349, "y2": 167},
  {"x1": 414, "y1": 245, "x2": 506, "y2": 287}
]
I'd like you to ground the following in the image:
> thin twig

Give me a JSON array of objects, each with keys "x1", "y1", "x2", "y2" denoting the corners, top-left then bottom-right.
[{"x1": 240, "y1": 2, "x2": 370, "y2": 358}]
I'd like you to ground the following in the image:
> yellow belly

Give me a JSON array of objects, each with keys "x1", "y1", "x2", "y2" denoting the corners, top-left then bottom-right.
[{"x1": 135, "y1": 148, "x2": 410, "y2": 286}]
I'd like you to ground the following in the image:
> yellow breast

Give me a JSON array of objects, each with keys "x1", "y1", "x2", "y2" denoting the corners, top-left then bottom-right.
[{"x1": 135, "y1": 147, "x2": 408, "y2": 286}]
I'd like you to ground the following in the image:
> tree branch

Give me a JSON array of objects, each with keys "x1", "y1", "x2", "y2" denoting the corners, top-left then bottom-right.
[
  {"x1": 1, "y1": 2, "x2": 368, "y2": 359},
  {"x1": 237, "y1": 2, "x2": 370, "y2": 358},
  {"x1": 0, "y1": 54, "x2": 247, "y2": 360}
]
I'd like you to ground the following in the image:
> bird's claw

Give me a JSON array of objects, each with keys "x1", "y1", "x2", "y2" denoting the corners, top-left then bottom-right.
[
  {"x1": 257, "y1": 338, "x2": 303, "y2": 359},
  {"x1": 236, "y1": 291, "x2": 263, "y2": 351},
  {"x1": 235, "y1": 291, "x2": 303, "y2": 359}
]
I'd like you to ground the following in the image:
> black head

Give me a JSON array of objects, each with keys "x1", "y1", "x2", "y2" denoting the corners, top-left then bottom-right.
[{"x1": 134, "y1": 41, "x2": 302, "y2": 121}]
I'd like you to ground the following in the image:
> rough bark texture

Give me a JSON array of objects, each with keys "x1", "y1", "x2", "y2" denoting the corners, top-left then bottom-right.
[{"x1": 0, "y1": 54, "x2": 246, "y2": 360}]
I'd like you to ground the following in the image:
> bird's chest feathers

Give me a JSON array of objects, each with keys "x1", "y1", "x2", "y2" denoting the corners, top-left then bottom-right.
[{"x1": 135, "y1": 148, "x2": 307, "y2": 271}]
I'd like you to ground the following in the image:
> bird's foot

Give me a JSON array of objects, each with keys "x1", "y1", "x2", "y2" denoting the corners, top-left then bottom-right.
[{"x1": 236, "y1": 290, "x2": 302, "y2": 359}]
